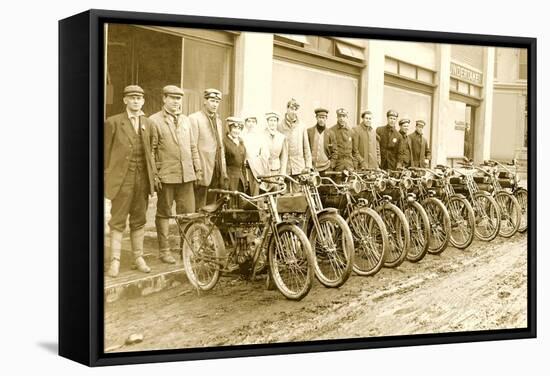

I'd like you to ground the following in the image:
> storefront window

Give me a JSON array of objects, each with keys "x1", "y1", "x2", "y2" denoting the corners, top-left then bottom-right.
[
  {"x1": 105, "y1": 24, "x2": 234, "y2": 120},
  {"x1": 383, "y1": 85, "x2": 433, "y2": 142},
  {"x1": 182, "y1": 39, "x2": 233, "y2": 121},
  {"x1": 272, "y1": 59, "x2": 359, "y2": 127},
  {"x1": 106, "y1": 24, "x2": 182, "y2": 117}
]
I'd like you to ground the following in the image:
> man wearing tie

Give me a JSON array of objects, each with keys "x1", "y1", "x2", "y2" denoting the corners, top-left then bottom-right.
[{"x1": 104, "y1": 85, "x2": 157, "y2": 277}]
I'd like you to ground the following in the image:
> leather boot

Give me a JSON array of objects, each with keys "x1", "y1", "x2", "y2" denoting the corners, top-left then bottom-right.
[
  {"x1": 156, "y1": 217, "x2": 176, "y2": 264},
  {"x1": 107, "y1": 230, "x2": 123, "y2": 277},
  {"x1": 131, "y1": 228, "x2": 151, "y2": 273}
]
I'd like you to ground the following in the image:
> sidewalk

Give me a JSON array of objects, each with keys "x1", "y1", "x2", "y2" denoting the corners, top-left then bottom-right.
[{"x1": 104, "y1": 195, "x2": 190, "y2": 304}]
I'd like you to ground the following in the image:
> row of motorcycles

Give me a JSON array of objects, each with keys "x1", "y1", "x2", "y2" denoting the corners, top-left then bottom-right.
[{"x1": 170, "y1": 158, "x2": 528, "y2": 301}]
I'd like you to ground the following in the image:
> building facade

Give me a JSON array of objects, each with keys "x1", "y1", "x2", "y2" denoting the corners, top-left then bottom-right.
[{"x1": 104, "y1": 24, "x2": 527, "y2": 167}]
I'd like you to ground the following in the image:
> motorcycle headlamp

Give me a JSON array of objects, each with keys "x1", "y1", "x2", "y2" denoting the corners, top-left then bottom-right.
[
  {"x1": 402, "y1": 177, "x2": 413, "y2": 190},
  {"x1": 375, "y1": 178, "x2": 387, "y2": 192},
  {"x1": 349, "y1": 179, "x2": 362, "y2": 194}
]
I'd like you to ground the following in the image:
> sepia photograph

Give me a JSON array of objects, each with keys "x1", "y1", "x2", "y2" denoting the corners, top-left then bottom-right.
[{"x1": 101, "y1": 22, "x2": 529, "y2": 353}]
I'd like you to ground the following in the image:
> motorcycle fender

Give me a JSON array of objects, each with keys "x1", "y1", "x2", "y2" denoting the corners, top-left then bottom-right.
[
  {"x1": 476, "y1": 190, "x2": 492, "y2": 197},
  {"x1": 454, "y1": 193, "x2": 467, "y2": 200},
  {"x1": 304, "y1": 207, "x2": 339, "y2": 234}
]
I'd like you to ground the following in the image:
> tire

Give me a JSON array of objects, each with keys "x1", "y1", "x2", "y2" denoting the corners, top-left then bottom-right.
[
  {"x1": 377, "y1": 203, "x2": 410, "y2": 268},
  {"x1": 404, "y1": 201, "x2": 430, "y2": 262},
  {"x1": 423, "y1": 197, "x2": 452, "y2": 254},
  {"x1": 348, "y1": 207, "x2": 388, "y2": 276},
  {"x1": 514, "y1": 188, "x2": 528, "y2": 233},
  {"x1": 447, "y1": 195, "x2": 475, "y2": 249},
  {"x1": 309, "y1": 213, "x2": 354, "y2": 288},
  {"x1": 495, "y1": 191, "x2": 521, "y2": 238},
  {"x1": 472, "y1": 192, "x2": 501, "y2": 241},
  {"x1": 182, "y1": 222, "x2": 224, "y2": 291},
  {"x1": 268, "y1": 224, "x2": 314, "y2": 300}
]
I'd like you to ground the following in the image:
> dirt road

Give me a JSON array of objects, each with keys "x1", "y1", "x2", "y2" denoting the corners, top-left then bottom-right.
[{"x1": 104, "y1": 232, "x2": 527, "y2": 352}]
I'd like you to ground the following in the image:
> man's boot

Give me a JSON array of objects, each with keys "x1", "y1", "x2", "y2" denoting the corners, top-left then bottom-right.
[
  {"x1": 131, "y1": 227, "x2": 151, "y2": 273},
  {"x1": 107, "y1": 230, "x2": 123, "y2": 277},
  {"x1": 156, "y1": 217, "x2": 176, "y2": 264}
]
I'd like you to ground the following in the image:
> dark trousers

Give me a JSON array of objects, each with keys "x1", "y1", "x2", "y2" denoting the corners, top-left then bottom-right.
[
  {"x1": 109, "y1": 165, "x2": 149, "y2": 232},
  {"x1": 155, "y1": 181, "x2": 195, "y2": 252},
  {"x1": 195, "y1": 165, "x2": 222, "y2": 210},
  {"x1": 156, "y1": 182, "x2": 195, "y2": 218}
]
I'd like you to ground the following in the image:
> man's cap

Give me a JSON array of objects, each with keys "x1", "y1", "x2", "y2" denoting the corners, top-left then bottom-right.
[
  {"x1": 204, "y1": 88, "x2": 222, "y2": 100},
  {"x1": 265, "y1": 111, "x2": 280, "y2": 120},
  {"x1": 243, "y1": 114, "x2": 258, "y2": 121},
  {"x1": 399, "y1": 118, "x2": 411, "y2": 126},
  {"x1": 386, "y1": 109, "x2": 399, "y2": 118},
  {"x1": 336, "y1": 108, "x2": 348, "y2": 116},
  {"x1": 287, "y1": 98, "x2": 300, "y2": 110},
  {"x1": 416, "y1": 120, "x2": 426, "y2": 127},
  {"x1": 361, "y1": 110, "x2": 373, "y2": 118},
  {"x1": 226, "y1": 116, "x2": 244, "y2": 127},
  {"x1": 314, "y1": 108, "x2": 329, "y2": 116},
  {"x1": 163, "y1": 85, "x2": 184, "y2": 96},
  {"x1": 123, "y1": 85, "x2": 144, "y2": 96}
]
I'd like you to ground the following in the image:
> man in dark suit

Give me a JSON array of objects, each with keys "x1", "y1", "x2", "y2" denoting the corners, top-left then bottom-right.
[
  {"x1": 327, "y1": 108, "x2": 360, "y2": 172},
  {"x1": 104, "y1": 85, "x2": 158, "y2": 277},
  {"x1": 410, "y1": 120, "x2": 431, "y2": 168},
  {"x1": 307, "y1": 108, "x2": 331, "y2": 173},
  {"x1": 376, "y1": 110, "x2": 401, "y2": 170},
  {"x1": 189, "y1": 89, "x2": 229, "y2": 209},
  {"x1": 397, "y1": 118, "x2": 413, "y2": 169},
  {"x1": 150, "y1": 85, "x2": 202, "y2": 264}
]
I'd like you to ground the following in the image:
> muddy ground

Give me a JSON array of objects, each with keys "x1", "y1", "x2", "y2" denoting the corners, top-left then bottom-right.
[{"x1": 104, "y1": 232, "x2": 528, "y2": 352}]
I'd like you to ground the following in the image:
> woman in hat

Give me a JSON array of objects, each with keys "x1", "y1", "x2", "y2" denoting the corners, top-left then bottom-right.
[
  {"x1": 264, "y1": 112, "x2": 288, "y2": 177},
  {"x1": 223, "y1": 117, "x2": 248, "y2": 202}
]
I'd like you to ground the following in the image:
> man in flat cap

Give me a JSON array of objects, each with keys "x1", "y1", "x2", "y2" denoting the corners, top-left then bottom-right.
[
  {"x1": 278, "y1": 98, "x2": 312, "y2": 178},
  {"x1": 327, "y1": 108, "x2": 360, "y2": 171},
  {"x1": 104, "y1": 85, "x2": 157, "y2": 277},
  {"x1": 410, "y1": 120, "x2": 431, "y2": 168},
  {"x1": 353, "y1": 110, "x2": 381, "y2": 169},
  {"x1": 189, "y1": 88, "x2": 229, "y2": 209},
  {"x1": 149, "y1": 85, "x2": 202, "y2": 264},
  {"x1": 377, "y1": 110, "x2": 401, "y2": 171},
  {"x1": 242, "y1": 114, "x2": 269, "y2": 195},
  {"x1": 264, "y1": 112, "x2": 288, "y2": 176},
  {"x1": 397, "y1": 118, "x2": 413, "y2": 169},
  {"x1": 307, "y1": 108, "x2": 331, "y2": 173}
]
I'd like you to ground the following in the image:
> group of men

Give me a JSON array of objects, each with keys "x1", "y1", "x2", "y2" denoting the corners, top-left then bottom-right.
[{"x1": 104, "y1": 84, "x2": 431, "y2": 277}]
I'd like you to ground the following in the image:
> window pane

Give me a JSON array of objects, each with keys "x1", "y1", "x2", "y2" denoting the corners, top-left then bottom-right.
[
  {"x1": 106, "y1": 24, "x2": 181, "y2": 117},
  {"x1": 183, "y1": 39, "x2": 233, "y2": 121},
  {"x1": 385, "y1": 57, "x2": 399, "y2": 74},
  {"x1": 272, "y1": 59, "x2": 358, "y2": 127},
  {"x1": 383, "y1": 85, "x2": 433, "y2": 144},
  {"x1": 417, "y1": 68, "x2": 434, "y2": 84},
  {"x1": 399, "y1": 62, "x2": 416, "y2": 79},
  {"x1": 457, "y1": 81, "x2": 469, "y2": 94},
  {"x1": 519, "y1": 49, "x2": 528, "y2": 80}
]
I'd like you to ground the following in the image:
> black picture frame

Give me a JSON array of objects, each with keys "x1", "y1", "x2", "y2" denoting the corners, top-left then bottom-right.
[{"x1": 59, "y1": 8, "x2": 537, "y2": 367}]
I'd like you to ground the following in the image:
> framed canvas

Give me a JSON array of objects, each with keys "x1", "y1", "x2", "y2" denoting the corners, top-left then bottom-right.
[{"x1": 59, "y1": 9, "x2": 536, "y2": 366}]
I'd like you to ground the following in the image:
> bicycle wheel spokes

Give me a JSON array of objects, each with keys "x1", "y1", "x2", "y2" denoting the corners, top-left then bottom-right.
[{"x1": 274, "y1": 229, "x2": 309, "y2": 295}]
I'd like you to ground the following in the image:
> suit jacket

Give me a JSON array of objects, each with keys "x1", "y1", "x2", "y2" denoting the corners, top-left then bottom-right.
[
  {"x1": 189, "y1": 110, "x2": 228, "y2": 186},
  {"x1": 376, "y1": 124, "x2": 401, "y2": 171},
  {"x1": 397, "y1": 131, "x2": 413, "y2": 169},
  {"x1": 149, "y1": 110, "x2": 201, "y2": 184},
  {"x1": 353, "y1": 123, "x2": 380, "y2": 169},
  {"x1": 307, "y1": 125, "x2": 331, "y2": 171},
  {"x1": 278, "y1": 118, "x2": 312, "y2": 175},
  {"x1": 104, "y1": 112, "x2": 156, "y2": 200},
  {"x1": 327, "y1": 124, "x2": 360, "y2": 171},
  {"x1": 410, "y1": 131, "x2": 431, "y2": 168},
  {"x1": 264, "y1": 129, "x2": 288, "y2": 175},
  {"x1": 223, "y1": 134, "x2": 248, "y2": 191}
]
